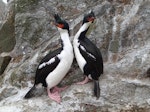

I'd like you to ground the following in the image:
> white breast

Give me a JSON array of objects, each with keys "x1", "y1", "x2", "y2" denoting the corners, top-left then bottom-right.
[{"x1": 46, "y1": 49, "x2": 73, "y2": 89}]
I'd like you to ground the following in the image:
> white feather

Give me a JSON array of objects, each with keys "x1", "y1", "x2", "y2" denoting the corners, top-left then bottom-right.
[
  {"x1": 38, "y1": 57, "x2": 55, "y2": 69},
  {"x1": 73, "y1": 40, "x2": 86, "y2": 72},
  {"x1": 80, "y1": 45, "x2": 86, "y2": 51},
  {"x1": 87, "y1": 52, "x2": 96, "y2": 60},
  {"x1": 80, "y1": 45, "x2": 96, "y2": 60}
]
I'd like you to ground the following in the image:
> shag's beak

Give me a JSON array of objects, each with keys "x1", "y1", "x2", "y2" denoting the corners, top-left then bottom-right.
[
  {"x1": 88, "y1": 17, "x2": 95, "y2": 22},
  {"x1": 55, "y1": 23, "x2": 64, "y2": 28}
]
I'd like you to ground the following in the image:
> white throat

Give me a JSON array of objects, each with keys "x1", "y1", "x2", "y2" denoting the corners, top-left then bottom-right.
[
  {"x1": 74, "y1": 22, "x2": 92, "y2": 40},
  {"x1": 58, "y1": 28, "x2": 72, "y2": 51}
]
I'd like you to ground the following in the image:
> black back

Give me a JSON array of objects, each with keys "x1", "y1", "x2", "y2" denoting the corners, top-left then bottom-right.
[{"x1": 79, "y1": 36, "x2": 103, "y2": 80}]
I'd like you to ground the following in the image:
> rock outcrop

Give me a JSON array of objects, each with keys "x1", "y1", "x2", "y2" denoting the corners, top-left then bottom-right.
[
  {"x1": 0, "y1": 0, "x2": 150, "y2": 111},
  {"x1": 0, "y1": 0, "x2": 15, "y2": 75}
]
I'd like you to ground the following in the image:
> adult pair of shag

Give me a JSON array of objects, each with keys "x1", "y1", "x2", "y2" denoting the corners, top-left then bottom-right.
[{"x1": 24, "y1": 11, "x2": 103, "y2": 103}]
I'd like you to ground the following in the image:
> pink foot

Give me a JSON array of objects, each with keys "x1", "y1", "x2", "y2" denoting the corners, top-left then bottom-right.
[
  {"x1": 76, "y1": 77, "x2": 89, "y2": 85},
  {"x1": 52, "y1": 86, "x2": 68, "y2": 93},
  {"x1": 47, "y1": 88, "x2": 61, "y2": 103}
]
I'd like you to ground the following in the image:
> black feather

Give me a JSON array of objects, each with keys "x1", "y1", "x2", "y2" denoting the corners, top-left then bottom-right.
[
  {"x1": 79, "y1": 37, "x2": 103, "y2": 80},
  {"x1": 94, "y1": 80, "x2": 100, "y2": 98},
  {"x1": 24, "y1": 86, "x2": 36, "y2": 99},
  {"x1": 54, "y1": 14, "x2": 62, "y2": 22}
]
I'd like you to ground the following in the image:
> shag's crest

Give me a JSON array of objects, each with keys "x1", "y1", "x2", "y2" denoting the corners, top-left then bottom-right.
[
  {"x1": 54, "y1": 14, "x2": 62, "y2": 23},
  {"x1": 53, "y1": 14, "x2": 70, "y2": 33}
]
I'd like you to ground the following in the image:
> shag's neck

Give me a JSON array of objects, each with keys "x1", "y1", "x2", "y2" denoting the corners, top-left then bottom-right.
[
  {"x1": 58, "y1": 28, "x2": 72, "y2": 51},
  {"x1": 74, "y1": 22, "x2": 91, "y2": 40}
]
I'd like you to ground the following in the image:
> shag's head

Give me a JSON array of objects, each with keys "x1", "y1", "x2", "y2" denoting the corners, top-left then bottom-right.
[
  {"x1": 54, "y1": 14, "x2": 69, "y2": 32},
  {"x1": 82, "y1": 11, "x2": 95, "y2": 24}
]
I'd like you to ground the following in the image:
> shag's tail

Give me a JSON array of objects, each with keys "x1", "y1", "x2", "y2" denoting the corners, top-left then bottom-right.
[
  {"x1": 94, "y1": 80, "x2": 100, "y2": 98},
  {"x1": 24, "y1": 86, "x2": 36, "y2": 99}
]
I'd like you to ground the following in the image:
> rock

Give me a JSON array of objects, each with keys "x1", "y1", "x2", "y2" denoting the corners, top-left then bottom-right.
[
  {"x1": 0, "y1": 0, "x2": 150, "y2": 111},
  {"x1": 0, "y1": 87, "x2": 18, "y2": 101},
  {"x1": 109, "y1": 40, "x2": 119, "y2": 53},
  {"x1": 0, "y1": 0, "x2": 15, "y2": 54},
  {"x1": 0, "y1": 0, "x2": 6, "y2": 21},
  {"x1": 0, "y1": 56, "x2": 11, "y2": 75},
  {"x1": 146, "y1": 68, "x2": 150, "y2": 77},
  {"x1": 0, "y1": 0, "x2": 15, "y2": 75}
]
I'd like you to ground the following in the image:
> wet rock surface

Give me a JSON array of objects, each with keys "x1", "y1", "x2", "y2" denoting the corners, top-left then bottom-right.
[{"x1": 0, "y1": 0, "x2": 150, "y2": 111}]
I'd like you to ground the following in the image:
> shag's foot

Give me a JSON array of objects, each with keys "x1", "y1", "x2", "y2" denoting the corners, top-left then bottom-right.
[
  {"x1": 76, "y1": 77, "x2": 90, "y2": 85},
  {"x1": 47, "y1": 88, "x2": 61, "y2": 103},
  {"x1": 52, "y1": 86, "x2": 68, "y2": 93}
]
